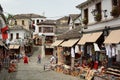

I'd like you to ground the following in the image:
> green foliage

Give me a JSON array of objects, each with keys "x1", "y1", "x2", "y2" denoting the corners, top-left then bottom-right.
[
  {"x1": 94, "y1": 13, "x2": 101, "y2": 22},
  {"x1": 82, "y1": 18, "x2": 88, "y2": 25},
  {"x1": 111, "y1": 6, "x2": 120, "y2": 17}
]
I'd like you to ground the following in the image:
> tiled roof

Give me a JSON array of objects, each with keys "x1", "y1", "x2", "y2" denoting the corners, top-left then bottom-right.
[
  {"x1": 57, "y1": 16, "x2": 69, "y2": 21},
  {"x1": 9, "y1": 25, "x2": 29, "y2": 32},
  {"x1": 69, "y1": 14, "x2": 80, "y2": 21},
  {"x1": 57, "y1": 26, "x2": 82, "y2": 40},
  {"x1": 56, "y1": 16, "x2": 69, "y2": 26},
  {"x1": 55, "y1": 26, "x2": 69, "y2": 35},
  {"x1": 14, "y1": 13, "x2": 46, "y2": 19},
  {"x1": 37, "y1": 20, "x2": 56, "y2": 25}
]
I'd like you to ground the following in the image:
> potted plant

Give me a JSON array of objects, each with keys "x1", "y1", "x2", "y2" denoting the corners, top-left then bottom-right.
[
  {"x1": 111, "y1": 6, "x2": 120, "y2": 18},
  {"x1": 94, "y1": 13, "x2": 102, "y2": 22},
  {"x1": 82, "y1": 18, "x2": 88, "y2": 25}
]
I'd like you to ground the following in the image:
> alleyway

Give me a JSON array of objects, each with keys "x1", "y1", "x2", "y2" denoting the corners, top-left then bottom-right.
[{"x1": 14, "y1": 46, "x2": 79, "y2": 80}]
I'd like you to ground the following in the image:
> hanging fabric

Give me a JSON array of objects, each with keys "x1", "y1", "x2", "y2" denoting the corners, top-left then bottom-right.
[
  {"x1": 75, "y1": 45, "x2": 79, "y2": 53},
  {"x1": 111, "y1": 45, "x2": 116, "y2": 57},
  {"x1": 71, "y1": 47, "x2": 75, "y2": 57},
  {"x1": 105, "y1": 44, "x2": 112, "y2": 58},
  {"x1": 93, "y1": 43, "x2": 100, "y2": 52}
]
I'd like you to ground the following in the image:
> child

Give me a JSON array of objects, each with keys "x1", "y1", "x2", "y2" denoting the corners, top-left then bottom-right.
[{"x1": 37, "y1": 54, "x2": 41, "y2": 63}]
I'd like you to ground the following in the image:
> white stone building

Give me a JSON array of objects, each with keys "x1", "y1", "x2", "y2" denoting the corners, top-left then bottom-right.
[
  {"x1": 76, "y1": 0, "x2": 120, "y2": 76},
  {"x1": 8, "y1": 25, "x2": 31, "y2": 45},
  {"x1": 76, "y1": 0, "x2": 120, "y2": 31}
]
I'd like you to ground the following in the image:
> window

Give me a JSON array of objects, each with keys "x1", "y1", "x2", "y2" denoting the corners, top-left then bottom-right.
[
  {"x1": 112, "y1": 0, "x2": 118, "y2": 6},
  {"x1": 22, "y1": 20, "x2": 24, "y2": 25},
  {"x1": 16, "y1": 33, "x2": 19, "y2": 39},
  {"x1": 15, "y1": 21, "x2": 17, "y2": 25},
  {"x1": 96, "y1": 2, "x2": 101, "y2": 13},
  {"x1": 45, "y1": 36, "x2": 53, "y2": 44},
  {"x1": 41, "y1": 20, "x2": 43, "y2": 22},
  {"x1": 39, "y1": 27, "x2": 41, "y2": 32},
  {"x1": 37, "y1": 19, "x2": 39, "y2": 23},
  {"x1": 95, "y1": 2, "x2": 102, "y2": 21},
  {"x1": 112, "y1": 0, "x2": 120, "y2": 8},
  {"x1": 10, "y1": 33, "x2": 13, "y2": 40},
  {"x1": 43, "y1": 27, "x2": 53, "y2": 33},
  {"x1": 84, "y1": 8, "x2": 88, "y2": 25}
]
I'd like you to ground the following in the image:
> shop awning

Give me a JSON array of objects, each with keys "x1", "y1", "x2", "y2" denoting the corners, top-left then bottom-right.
[
  {"x1": 88, "y1": 32, "x2": 102, "y2": 42},
  {"x1": 77, "y1": 34, "x2": 90, "y2": 45},
  {"x1": 14, "y1": 45, "x2": 20, "y2": 49},
  {"x1": 78, "y1": 32, "x2": 102, "y2": 45},
  {"x1": 51, "y1": 40, "x2": 63, "y2": 46},
  {"x1": 9, "y1": 45, "x2": 14, "y2": 49},
  {"x1": 104, "y1": 30, "x2": 120, "y2": 44},
  {"x1": 60, "y1": 39, "x2": 79, "y2": 47}
]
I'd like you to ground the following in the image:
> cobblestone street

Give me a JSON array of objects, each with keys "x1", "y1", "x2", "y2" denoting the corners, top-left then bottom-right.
[{"x1": 14, "y1": 46, "x2": 80, "y2": 80}]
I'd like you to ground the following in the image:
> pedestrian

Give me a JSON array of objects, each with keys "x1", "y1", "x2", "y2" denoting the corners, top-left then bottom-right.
[
  {"x1": 37, "y1": 54, "x2": 41, "y2": 63},
  {"x1": 23, "y1": 55, "x2": 29, "y2": 64},
  {"x1": 50, "y1": 55, "x2": 56, "y2": 64}
]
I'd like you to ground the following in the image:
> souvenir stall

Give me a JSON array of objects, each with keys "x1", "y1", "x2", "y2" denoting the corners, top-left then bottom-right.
[
  {"x1": 0, "y1": 41, "x2": 10, "y2": 70},
  {"x1": 51, "y1": 40, "x2": 64, "y2": 65},
  {"x1": 97, "y1": 29, "x2": 120, "y2": 80},
  {"x1": 54, "y1": 39, "x2": 82, "y2": 76},
  {"x1": 9, "y1": 44, "x2": 20, "y2": 54},
  {"x1": 91, "y1": 30, "x2": 120, "y2": 80}
]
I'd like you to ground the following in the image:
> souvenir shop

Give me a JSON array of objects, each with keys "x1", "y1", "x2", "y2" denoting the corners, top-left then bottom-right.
[
  {"x1": 0, "y1": 41, "x2": 9, "y2": 71},
  {"x1": 79, "y1": 29, "x2": 120, "y2": 80}
]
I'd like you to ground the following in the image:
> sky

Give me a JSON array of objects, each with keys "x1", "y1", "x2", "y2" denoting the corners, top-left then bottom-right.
[{"x1": 0, "y1": 0, "x2": 86, "y2": 19}]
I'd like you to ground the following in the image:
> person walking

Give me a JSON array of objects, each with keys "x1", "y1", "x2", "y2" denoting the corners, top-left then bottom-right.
[
  {"x1": 23, "y1": 55, "x2": 29, "y2": 64},
  {"x1": 37, "y1": 54, "x2": 41, "y2": 63}
]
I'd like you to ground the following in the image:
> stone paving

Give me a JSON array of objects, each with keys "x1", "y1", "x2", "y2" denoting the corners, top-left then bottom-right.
[
  {"x1": 15, "y1": 56, "x2": 79, "y2": 80},
  {"x1": 0, "y1": 46, "x2": 83, "y2": 80}
]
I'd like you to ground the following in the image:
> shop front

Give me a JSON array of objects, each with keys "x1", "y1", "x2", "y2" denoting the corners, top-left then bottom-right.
[
  {"x1": 51, "y1": 40, "x2": 64, "y2": 65},
  {"x1": 9, "y1": 44, "x2": 20, "y2": 54},
  {"x1": 104, "y1": 29, "x2": 120, "y2": 76},
  {"x1": 60, "y1": 39, "x2": 80, "y2": 69}
]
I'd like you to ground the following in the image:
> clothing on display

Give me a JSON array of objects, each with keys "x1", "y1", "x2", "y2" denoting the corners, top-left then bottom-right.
[
  {"x1": 111, "y1": 45, "x2": 116, "y2": 57},
  {"x1": 93, "y1": 43, "x2": 100, "y2": 52},
  {"x1": 75, "y1": 45, "x2": 79, "y2": 53},
  {"x1": 105, "y1": 44, "x2": 112, "y2": 58},
  {"x1": 71, "y1": 47, "x2": 75, "y2": 57}
]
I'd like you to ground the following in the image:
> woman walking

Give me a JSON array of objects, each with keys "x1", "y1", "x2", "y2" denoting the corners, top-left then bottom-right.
[{"x1": 23, "y1": 55, "x2": 29, "y2": 64}]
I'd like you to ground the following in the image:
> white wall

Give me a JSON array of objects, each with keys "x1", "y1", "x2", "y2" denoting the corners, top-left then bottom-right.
[
  {"x1": 32, "y1": 18, "x2": 46, "y2": 24},
  {"x1": 86, "y1": 17, "x2": 120, "y2": 31},
  {"x1": 8, "y1": 30, "x2": 30, "y2": 44},
  {"x1": 80, "y1": 0, "x2": 113, "y2": 25},
  {"x1": 32, "y1": 17, "x2": 46, "y2": 35}
]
